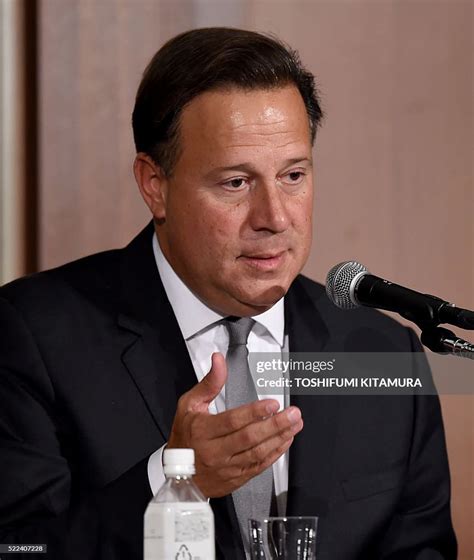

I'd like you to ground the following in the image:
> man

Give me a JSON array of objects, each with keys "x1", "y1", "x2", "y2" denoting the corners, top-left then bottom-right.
[{"x1": 0, "y1": 28, "x2": 456, "y2": 559}]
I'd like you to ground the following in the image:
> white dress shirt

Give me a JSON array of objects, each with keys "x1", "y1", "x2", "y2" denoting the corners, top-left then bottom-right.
[{"x1": 147, "y1": 234, "x2": 289, "y2": 515}]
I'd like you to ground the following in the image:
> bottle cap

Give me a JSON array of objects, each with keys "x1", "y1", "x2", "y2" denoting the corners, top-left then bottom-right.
[{"x1": 163, "y1": 448, "x2": 196, "y2": 476}]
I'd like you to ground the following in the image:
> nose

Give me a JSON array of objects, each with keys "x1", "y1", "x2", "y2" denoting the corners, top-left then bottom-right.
[{"x1": 247, "y1": 180, "x2": 291, "y2": 234}]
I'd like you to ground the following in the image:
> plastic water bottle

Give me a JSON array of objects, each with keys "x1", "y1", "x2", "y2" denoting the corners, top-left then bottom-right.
[{"x1": 144, "y1": 448, "x2": 215, "y2": 560}]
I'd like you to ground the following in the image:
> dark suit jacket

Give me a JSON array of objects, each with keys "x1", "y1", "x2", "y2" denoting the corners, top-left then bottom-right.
[{"x1": 0, "y1": 223, "x2": 456, "y2": 559}]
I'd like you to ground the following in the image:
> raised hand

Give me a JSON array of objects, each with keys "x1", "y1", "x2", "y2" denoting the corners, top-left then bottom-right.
[{"x1": 167, "y1": 352, "x2": 303, "y2": 497}]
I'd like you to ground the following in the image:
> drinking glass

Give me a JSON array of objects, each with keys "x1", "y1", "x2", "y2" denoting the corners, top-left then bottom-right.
[{"x1": 248, "y1": 516, "x2": 318, "y2": 559}]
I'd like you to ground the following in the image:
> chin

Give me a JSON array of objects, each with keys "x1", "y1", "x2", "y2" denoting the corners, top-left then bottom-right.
[{"x1": 237, "y1": 282, "x2": 288, "y2": 309}]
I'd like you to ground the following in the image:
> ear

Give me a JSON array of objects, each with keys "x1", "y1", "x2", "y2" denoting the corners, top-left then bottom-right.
[{"x1": 133, "y1": 153, "x2": 168, "y2": 220}]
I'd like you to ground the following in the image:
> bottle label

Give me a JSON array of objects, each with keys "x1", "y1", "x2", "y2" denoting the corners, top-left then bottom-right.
[{"x1": 144, "y1": 502, "x2": 215, "y2": 560}]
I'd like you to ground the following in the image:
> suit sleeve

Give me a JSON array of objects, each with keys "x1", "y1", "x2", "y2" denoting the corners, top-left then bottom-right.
[
  {"x1": 0, "y1": 296, "x2": 152, "y2": 560},
  {"x1": 376, "y1": 328, "x2": 457, "y2": 560}
]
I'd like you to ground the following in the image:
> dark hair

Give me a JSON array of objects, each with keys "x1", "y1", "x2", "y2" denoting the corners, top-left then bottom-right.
[{"x1": 132, "y1": 27, "x2": 323, "y2": 176}]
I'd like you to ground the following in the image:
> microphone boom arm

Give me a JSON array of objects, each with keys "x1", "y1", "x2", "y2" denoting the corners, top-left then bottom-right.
[{"x1": 420, "y1": 327, "x2": 474, "y2": 360}]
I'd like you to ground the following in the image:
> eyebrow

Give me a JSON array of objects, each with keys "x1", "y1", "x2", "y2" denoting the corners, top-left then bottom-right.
[{"x1": 207, "y1": 157, "x2": 313, "y2": 177}]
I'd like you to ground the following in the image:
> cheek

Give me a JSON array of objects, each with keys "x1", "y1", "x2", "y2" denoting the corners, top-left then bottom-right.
[
  {"x1": 180, "y1": 212, "x2": 239, "y2": 264},
  {"x1": 189, "y1": 198, "x2": 245, "y2": 249},
  {"x1": 291, "y1": 192, "x2": 313, "y2": 233}
]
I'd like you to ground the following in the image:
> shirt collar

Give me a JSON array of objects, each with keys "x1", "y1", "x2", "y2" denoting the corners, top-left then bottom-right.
[{"x1": 152, "y1": 234, "x2": 284, "y2": 345}]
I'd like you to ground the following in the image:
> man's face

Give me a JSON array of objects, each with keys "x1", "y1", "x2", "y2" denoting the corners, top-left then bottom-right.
[{"x1": 155, "y1": 85, "x2": 314, "y2": 316}]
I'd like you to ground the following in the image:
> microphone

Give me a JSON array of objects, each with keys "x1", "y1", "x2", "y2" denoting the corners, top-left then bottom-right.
[{"x1": 326, "y1": 261, "x2": 474, "y2": 330}]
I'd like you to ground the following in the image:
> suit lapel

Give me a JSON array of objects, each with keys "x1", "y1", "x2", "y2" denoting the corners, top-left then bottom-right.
[
  {"x1": 285, "y1": 277, "x2": 341, "y2": 519},
  {"x1": 117, "y1": 223, "x2": 198, "y2": 441}
]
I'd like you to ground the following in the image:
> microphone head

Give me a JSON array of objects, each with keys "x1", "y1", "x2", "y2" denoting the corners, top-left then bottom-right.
[{"x1": 326, "y1": 261, "x2": 369, "y2": 309}]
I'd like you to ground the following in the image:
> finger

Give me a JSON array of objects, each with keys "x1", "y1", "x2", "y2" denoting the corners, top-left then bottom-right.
[
  {"x1": 183, "y1": 353, "x2": 227, "y2": 412},
  {"x1": 219, "y1": 406, "x2": 302, "y2": 455},
  {"x1": 230, "y1": 418, "x2": 303, "y2": 468},
  {"x1": 221, "y1": 435, "x2": 296, "y2": 485},
  {"x1": 248, "y1": 435, "x2": 295, "y2": 475},
  {"x1": 205, "y1": 398, "x2": 281, "y2": 439}
]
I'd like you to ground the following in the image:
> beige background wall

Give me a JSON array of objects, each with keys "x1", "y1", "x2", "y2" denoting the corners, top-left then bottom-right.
[{"x1": 9, "y1": 0, "x2": 474, "y2": 556}]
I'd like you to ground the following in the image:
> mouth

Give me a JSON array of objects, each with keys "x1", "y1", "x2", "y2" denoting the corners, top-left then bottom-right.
[{"x1": 239, "y1": 250, "x2": 288, "y2": 271}]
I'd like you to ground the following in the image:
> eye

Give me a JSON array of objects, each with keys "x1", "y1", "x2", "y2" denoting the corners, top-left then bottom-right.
[
  {"x1": 281, "y1": 170, "x2": 306, "y2": 185},
  {"x1": 222, "y1": 177, "x2": 249, "y2": 190},
  {"x1": 289, "y1": 172, "x2": 303, "y2": 181}
]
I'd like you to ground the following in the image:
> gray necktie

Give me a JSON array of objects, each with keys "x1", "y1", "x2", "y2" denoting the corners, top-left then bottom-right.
[{"x1": 224, "y1": 317, "x2": 274, "y2": 556}]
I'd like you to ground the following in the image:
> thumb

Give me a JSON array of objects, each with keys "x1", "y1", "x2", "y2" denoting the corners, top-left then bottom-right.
[{"x1": 187, "y1": 352, "x2": 227, "y2": 411}]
